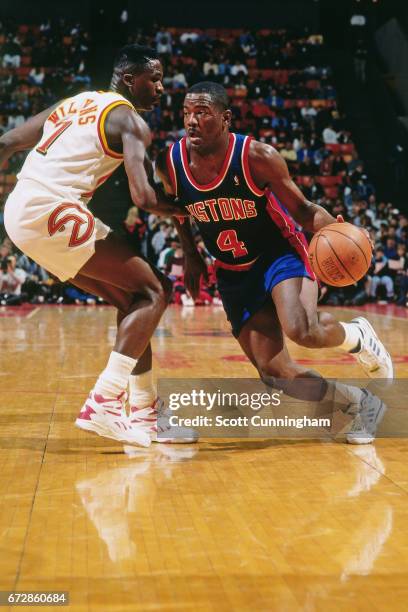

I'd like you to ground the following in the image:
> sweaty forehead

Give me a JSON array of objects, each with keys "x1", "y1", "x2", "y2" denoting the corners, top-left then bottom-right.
[
  {"x1": 141, "y1": 59, "x2": 163, "y2": 77},
  {"x1": 184, "y1": 93, "x2": 216, "y2": 108}
]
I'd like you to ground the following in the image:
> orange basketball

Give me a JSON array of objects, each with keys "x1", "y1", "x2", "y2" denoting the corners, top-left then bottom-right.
[{"x1": 308, "y1": 222, "x2": 372, "y2": 287}]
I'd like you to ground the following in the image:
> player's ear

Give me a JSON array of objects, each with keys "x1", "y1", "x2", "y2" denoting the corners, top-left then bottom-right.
[
  {"x1": 223, "y1": 110, "x2": 232, "y2": 128},
  {"x1": 123, "y1": 73, "x2": 135, "y2": 88}
]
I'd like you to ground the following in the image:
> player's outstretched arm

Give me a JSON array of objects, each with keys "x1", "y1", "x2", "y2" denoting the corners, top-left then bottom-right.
[
  {"x1": 249, "y1": 140, "x2": 340, "y2": 233},
  {"x1": 0, "y1": 104, "x2": 58, "y2": 168},
  {"x1": 108, "y1": 106, "x2": 184, "y2": 217},
  {"x1": 156, "y1": 150, "x2": 208, "y2": 298},
  {"x1": 155, "y1": 149, "x2": 197, "y2": 251}
]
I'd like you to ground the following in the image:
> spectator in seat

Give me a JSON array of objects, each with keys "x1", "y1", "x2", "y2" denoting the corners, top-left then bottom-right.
[
  {"x1": 64, "y1": 284, "x2": 98, "y2": 305},
  {"x1": 155, "y1": 27, "x2": 172, "y2": 55},
  {"x1": 151, "y1": 222, "x2": 172, "y2": 261},
  {"x1": 394, "y1": 244, "x2": 408, "y2": 305},
  {"x1": 172, "y1": 70, "x2": 188, "y2": 89},
  {"x1": 156, "y1": 238, "x2": 176, "y2": 273},
  {"x1": 0, "y1": 242, "x2": 12, "y2": 263},
  {"x1": 271, "y1": 114, "x2": 288, "y2": 130},
  {"x1": 347, "y1": 151, "x2": 363, "y2": 172},
  {"x1": 322, "y1": 124, "x2": 338, "y2": 144},
  {"x1": 266, "y1": 89, "x2": 284, "y2": 109},
  {"x1": 2, "y1": 35, "x2": 22, "y2": 68},
  {"x1": 252, "y1": 97, "x2": 271, "y2": 118},
  {"x1": 203, "y1": 57, "x2": 219, "y2": 77},
  {"x1": 218, "y1": 57, "x2": 230, "y2": 79},
  {"x1": 318, "y1": 283, "x2": 343, "y2": 306},
  {"x1": 166, "y1": 242, "x2": 185, "y2": 281},
  {"x1": 0, "y1": 255, "x2": 26, "y2": 305},
  {"x1": 29, "y1": 67, "x2": 46, "y2": 86},
  {"x1": 299, "y1": 156, "x2": 318, "y2": 176},
  {"x1": 17, "y1": 254, "x2": 50, "y2": 303},
  {"x1": 280, "y1": 141, "x2": 297, "y2": 163},
  {"x1": 350, "y1": 164, "x2": 365, "y2": 186},
  {"x1": 384, "y1": 237, "x2": 398, "y2": 259},
  {"x1": 230, "y1": 60, "x2": 248, "y2": 77},
  {"x1": 332, "y1": 152, "x2": 347, "y2": 175},
  {"x1": 302, "y1": 177, "x2": 324, "y2": 201},
  {"x1": 123, "y1": 206, "x2": 146, "y2": 252},
  {"x1": 239, "y1": 30, "x2": 255, "y2": 55},
  {"x1": 396, "y1": 215, "x2": 408, "y2": 241},
  {"x1": 343, "y1": 279, "x2": 368, "y2": 306},
  {"x1": 319, "y1": 152, "x2": 335, "y2": 175},
  {"x1": 370, "y1": 246, "x2": 394, "y2": 303},
  {"x1": 300, "y1": 105, "x2": 317, "y2": 122},
  {"x1": 179, "y1": 31, "x2": 200, "y2": 45},
  {"x1": 309, "y1": 131, "x2": 323, "y2": 151},
  {"x1": 297, "y1": 143, "x2": 315, "y2": 162}
]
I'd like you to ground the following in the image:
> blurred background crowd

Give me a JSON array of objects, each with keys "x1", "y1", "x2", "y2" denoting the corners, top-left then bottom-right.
[{"x1": 1, "y1": 12, "x2": 407, "y2": 308}]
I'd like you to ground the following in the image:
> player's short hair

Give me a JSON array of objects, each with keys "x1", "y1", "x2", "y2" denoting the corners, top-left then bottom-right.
[
  {"x1": 114, "y1": 44, "x2": 159, "y2": 75},
  {"x1": 187, "y1": 82, "x2": 229, "y2": 111}
]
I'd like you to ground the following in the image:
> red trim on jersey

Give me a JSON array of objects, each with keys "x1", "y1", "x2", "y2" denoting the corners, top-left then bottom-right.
[
  {"x1": 81, "y1": 171, "x2": 115, "y2": 199},
  {"x1": 266, "y1": 190, "x2": 315, "y2": 279},
  {"x1": 166, "y1": 144, "x2": 186, "y2": 223},
  {"x1": 180, "y1": 133, "x2": 236, "y2": 192},
  {"x1": 166, "y1": 144, "x2": 178, "y2": 195},
  {"x1": 242, "y1": 136, "x2": 265, "y2": 197},
  {"x1": 214, "y1": 256, "x2": 259, "y2": 272}
]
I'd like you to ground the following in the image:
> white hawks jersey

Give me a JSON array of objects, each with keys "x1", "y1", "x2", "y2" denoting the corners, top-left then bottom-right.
[{"x1": 18, "y1": 90, "x2": 136, "y2": 202}]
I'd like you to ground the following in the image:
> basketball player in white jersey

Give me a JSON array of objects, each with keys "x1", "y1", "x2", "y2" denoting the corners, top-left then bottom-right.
[{"x1": 0, "y1": 44, "x2": 196, "y2": 447}]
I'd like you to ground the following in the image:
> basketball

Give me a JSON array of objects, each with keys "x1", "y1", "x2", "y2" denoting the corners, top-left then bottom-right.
[{"x1": 308, "y1": 222, "x2": 372, "y2": 287}]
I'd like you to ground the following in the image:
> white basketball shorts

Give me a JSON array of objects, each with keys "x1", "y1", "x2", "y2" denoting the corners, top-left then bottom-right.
[{"x1": 4, "y1": 179, "x2": 111, "y2": 281}]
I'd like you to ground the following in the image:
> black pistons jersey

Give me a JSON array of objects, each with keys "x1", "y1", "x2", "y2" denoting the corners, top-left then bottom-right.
[{"x1": 167, "y1": 132, "x2": 312, "y2": 272}]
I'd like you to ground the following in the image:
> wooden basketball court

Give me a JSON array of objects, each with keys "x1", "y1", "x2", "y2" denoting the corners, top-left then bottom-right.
[{"x1": 1, "y1": 303, "x2": 408, "y2": 611}]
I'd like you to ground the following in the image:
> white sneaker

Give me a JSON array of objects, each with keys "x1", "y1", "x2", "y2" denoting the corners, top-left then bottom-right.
[
  {"x1": 75, "y1": 390, "x2": 151, "y2": 447},
  {"x1": 181, "y1": 294, "x2": 195, "y2": 307},
  {"x1": 130, "y1": 398, "x2": 199, "y2": 443},
  {"x1": 346, "y1": 389, "x2": 387, "y2": 444},
  {"x1": 350, "y1": 317, "x2": 393, "y2": 378}
]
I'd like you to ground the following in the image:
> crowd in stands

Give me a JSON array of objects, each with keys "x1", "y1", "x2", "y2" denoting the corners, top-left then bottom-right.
[{"x1": 0, "y1": 20, "x2": 407, "y2": 308}]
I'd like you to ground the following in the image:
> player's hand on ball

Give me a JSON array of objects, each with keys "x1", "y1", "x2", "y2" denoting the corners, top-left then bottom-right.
[
  {"x1": 184, "y1": 254, "x2": 209, "y2": 300},
  {"x1": 336, "y1": 215, "x2": 373, "y2": 251}
]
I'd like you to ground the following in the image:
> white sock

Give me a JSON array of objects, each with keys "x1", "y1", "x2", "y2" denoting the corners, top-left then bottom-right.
[
  {"x1": 94, "y1": 351, "x2": 137, "y2": 399},
  {"x1": 129, "y1": 370, "x2": 157, "y2": 408},
  {"x1": 322, "y1": 381, "x2": 363, "y2": 412},
  {"x1": 338, "y1": 322, "x2": 362, "y2": 352}
]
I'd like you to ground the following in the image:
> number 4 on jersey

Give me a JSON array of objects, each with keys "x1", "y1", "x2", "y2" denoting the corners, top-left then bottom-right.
[
  {"x1": 36, "y1": 120, "x2": 73, "y2": 156},
  {"x1": 216, "y1": 229, "x2": 248, "y2": 258}
]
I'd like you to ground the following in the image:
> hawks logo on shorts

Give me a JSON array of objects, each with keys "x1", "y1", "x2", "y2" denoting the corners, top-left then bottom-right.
[{"x1": 48, "y1": 204, "x2": 95, "y2": 247}]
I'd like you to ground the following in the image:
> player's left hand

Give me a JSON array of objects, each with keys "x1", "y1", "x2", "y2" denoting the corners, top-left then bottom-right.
[
  {"x1": 184, "y1": 253, "x2": 208, "y2": 301},
  {"x1": 336, "y1": 215, "x2": 345, "y2": 223}
]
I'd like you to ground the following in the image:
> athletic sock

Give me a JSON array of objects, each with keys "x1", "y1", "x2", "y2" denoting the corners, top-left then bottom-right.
[
  {"x1": 129, "y1": 370, "x2": 157, "y2": 408},
  {"x1": 338, "y1": 321, "x2": 362, "y2": 353},
  {"x1": 93, "y1": 351, "x2": 137, "y2": 399}
]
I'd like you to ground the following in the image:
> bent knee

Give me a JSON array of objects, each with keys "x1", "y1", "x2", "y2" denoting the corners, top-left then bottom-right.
[
  {"x1": 258, "y1": 361, "x2": 299, "y2": 382},
  {"x1": 148, "y1": 281, "x2": 169, "y2": 309},
  {"x1": 128, "y1": 279, "x2": 169, "y2": 311},
  {"x1": 284, "y1": 322, "x2": 317, "y2": 347}
]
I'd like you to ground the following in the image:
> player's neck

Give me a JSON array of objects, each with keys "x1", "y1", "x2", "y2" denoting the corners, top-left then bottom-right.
[
  {"x1": 109, "y1": 78, "x2": 132, "y2": 104},
  {"x1": 189, "y1": 132, "x2": 230, "y2": 162}
]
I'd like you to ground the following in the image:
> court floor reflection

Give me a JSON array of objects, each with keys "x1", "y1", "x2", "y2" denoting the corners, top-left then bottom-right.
[{"x1": 76, "y1": 445, "x2": 199, "y2": 563}]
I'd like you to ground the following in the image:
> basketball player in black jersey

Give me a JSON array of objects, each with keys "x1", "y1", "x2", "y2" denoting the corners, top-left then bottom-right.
[{"x1": 156, "y1": 82, "x2": 393, "y2": 443}]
